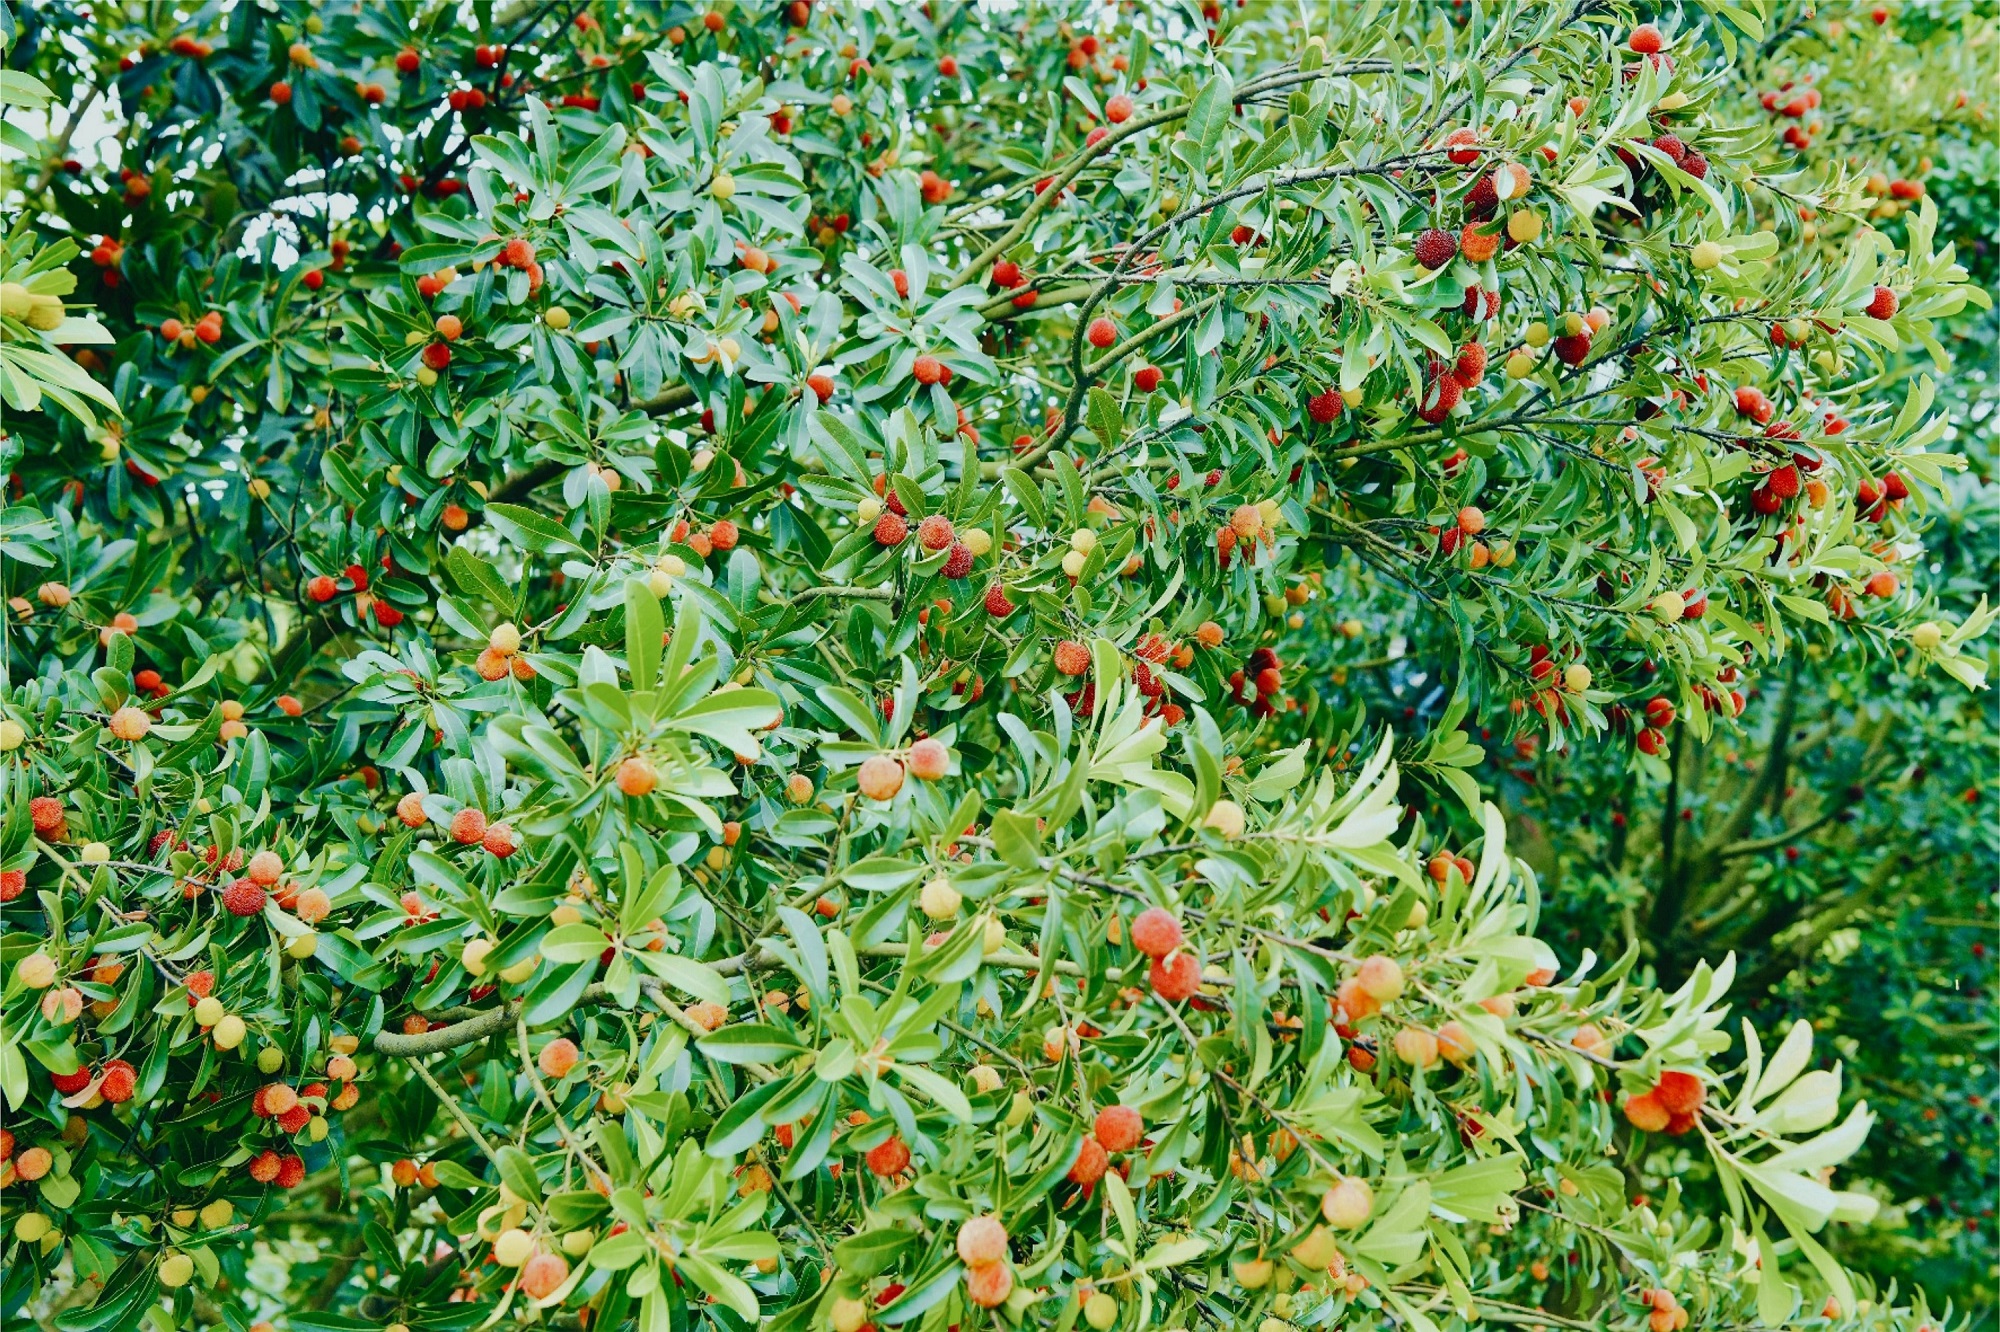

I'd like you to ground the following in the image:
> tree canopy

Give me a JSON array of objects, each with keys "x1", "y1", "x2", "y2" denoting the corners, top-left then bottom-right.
[{"x1": 1, "y1": 3, "x2": 1993, "y2": 1332}]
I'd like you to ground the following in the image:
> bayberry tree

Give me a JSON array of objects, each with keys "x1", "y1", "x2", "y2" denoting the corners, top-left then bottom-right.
[{"x1": 1, "y1": 4, "x2": 1991, "y2": 1332}]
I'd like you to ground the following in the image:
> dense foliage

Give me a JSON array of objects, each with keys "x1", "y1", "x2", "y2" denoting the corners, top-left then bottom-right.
[{"x1": 2, "y1": 4, "x2": 1992, "y2": 1332}]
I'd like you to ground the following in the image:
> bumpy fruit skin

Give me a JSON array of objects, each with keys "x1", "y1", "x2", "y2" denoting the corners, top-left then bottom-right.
[
  {"x1": 99, "y1": 1059, "x2": 138, "y2": 1102},
  {"x1": 1628, "y1": 22, "x2": 1664, "y2": 53},
  {"x1": 1093, "y1": 1104, "x2": 1143, "y2": 1152},
  {"x1": 396, "y1": 793, "x2": 428, "y2": 827},
  {"x1": 1086, "y1": 316, "x2": 1117, "y2": 347},
  {"x1": 956, "y1": 1215, "x2": 1010, "y2": 1267},
  {"x1": 912, "y1": 354, "x2": 944, "y2": 385},
  {"x1": 942, "y1": 543, "x2": 974, "y2": 579},
  {"x1": 1149, "y1": 950, "x2": 1200, "y2": 1001},
  {"x1": 857, "y1": 754, "x2": 906, "y2": 801},
  {"x1": 1866, "y1": 285, "x2": 1899, "y2": 320},
  {"x1": 1053, "y1": 640, "x2": 1091, "y2": 676},
  {"x1": 450, "y1": 808, "x2": 487, "y2": 845},
  {"x1": 873, "y1": 512, "x2": 909, "y2": 546},
  {"x1": 1413, "y1": 227, "x2": 1457, "y2": 269},
  {"x1": 1066, "y1": 1135, "x2": 1109, "y2": 1185},
  {"x1": 108, "y1": 706, "x2": 151, "y2": 740},
  {"x1": 1134, "y1": 365, "x2": 1162, "y2": 392},
  {"x1": 223, "y1": 878, "x2": 268, "y2": 917},
  {"x1": 984, "y1": 583, "x2": 1016, "y2": 618},
  {"x1": 1654, "y1": 1069, "x2": 1704, "y2": 1115},
  {"x1": 917, "y1": 515, "x2": 955, "y2": 550},
  {"x1": 1129, "y1": 907, "x2": 1183, "y2": 958},
  {"x1": 866, "y1": 1134, "x2": 911, "y2": 1176},
  {"x1": 965, "y1": 1258, "x2": 1014, "y2": 1307},
  {"x1": 1553, "y1": 331, "x2": 1592, "y2": 366}
]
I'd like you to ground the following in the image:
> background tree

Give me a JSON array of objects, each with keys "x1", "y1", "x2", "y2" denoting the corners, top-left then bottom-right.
[{"x1": 1, "y1": 4, "x2": 1992, "y2": 1332}]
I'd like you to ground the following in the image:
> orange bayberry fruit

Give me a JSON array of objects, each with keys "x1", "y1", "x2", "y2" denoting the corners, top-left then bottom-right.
[
  {"x1": 1624, "y1": 1090, "x2": 1670, "y2": 1132},
  {"x1": 857, "y1": 754, "x2": 906, "y2": 801},
  {"x1": 865, "y1": 1134, "x2": 910, "y2": 1176},
  {"x1": 449, "y1": 808, "x2": 487, "y2": 845},
  {"x1": 1195, "y1": 621, "x2": 1224, "y2": 648},
  {"x1": 1066, "y1": 1135, "x2": 1108, "y2": 1186},
  {"x1": 538, "y1": 1037, "x2": 580, "y2": 1079},
  {"x1": 907, "y1": 738, "x2": 949, "y2": 780},
  {"x1": 917, "y1": 515, "x2": 954, "y2": 551},
  {"x1": 1654, "y1": 1070, "x2": 1704, "y2": 1115},
  {"x1": 617, "y1": 757, "x2": 657, "y2": 795},
  {"x1": 956, "y1": 1215, "x2": 1009, "y2": 1267},
  {"x1": 1053, "y1": 640, "x2": 1091, "y2": 676},
  {"x1": 396, "y1": 793, "x2": 428, "y2": 827},
  {"x1": 1093, "y1": 1104, "x2": 1143, "y2": 1152},
  {"x1": 1149, "y1": 950, "x2": 1200, "y2": 1001},
  {"x1": 1129, "y1": 907, "x2": 1183, "y2": 958},
  {"x1": 247, "y1": 850, "x2": 284, "y2": 885}
]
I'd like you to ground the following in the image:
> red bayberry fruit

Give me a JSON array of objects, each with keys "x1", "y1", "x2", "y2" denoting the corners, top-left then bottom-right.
[
  {"x1": 1149, "y1": 950, "x2": 1200, "y2": 1001},
  {"x1": 1093, "y1": 1104, "x2": 1143, "y2": 1152},
  {"x1": 449, "y1": 808, "x2": 487, "y2": 844},
  {"x1": 1629, "y1": 24, "x2": 1664, "y2": 54},
  {"x1": 222, "y1": 878, "x2": 268, "y2": 917},
  {"x1": 1413, "y1": 227, "x2": 1457, "y2": 270},
  {"x1": 1066, "y1": 1136, "x2": 1109, "y2": 1186},
  {"x1": 1086, "y1": 317, "x2": 1116, "y2": 348},
  {"x1": 873, "y1": 512, "x2": 909, "y2": 546},
  {"x1": 1307, "y1": 388, "x2": 1343, "y2": 423},
  {"x1": 984, "y1": 584, "x2": 1015, "y2": 618},
  {"x1": 865, "y1": 1135, "x2": 911, "y2": 1177},
  {"x1": 1130, "y1": 907, "x2": 1183, "y2": 958},
  {"x1": 1866, "y1": 285, "x2": 1898, "y2": 320}
]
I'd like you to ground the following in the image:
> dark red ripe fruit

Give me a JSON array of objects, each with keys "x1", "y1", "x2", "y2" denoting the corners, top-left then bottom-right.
[
  {"x1": 1636, "y1": 728, "x2": 1666, "y2": 756},
  {"x1": 1767, "y1": 464, "x2": 1801, "y2": 499},
  {"x1": 1452, "y1": 342, "x2": 1487, "y2": 388},
  {"x1": 52, "y1": 1067, "x2": 93, "y2": 1094},
  {"x1": 1682, "y1": 151, "x2": 1709, "y2": 181},
  {"x1": 1866, "y1": 285, "x2": 1898, "y2": 320},
  {"x1": 223, "y1": 878, "x2": 268, "y2": 917},
  {"x1": 873, "y1": 513, "x2": 908, "y2": 546},
  {"x1": 1644, "y1": 696, "x2": 1677, "y2": 728},
  {"x1": 1134, "y1": 365, "x2": 1162, "y2": 393},
  {"x1": 1417, "y1": 370, "x2": 1462, "y2": 424},
  {"x1": 1652, "y1": 134, "x2": 1687, "y2": 165},
  {"x1": 1628, "y1": 24, "x2": 1664, "y2": 54},
  {"x1": 984, "y1": 583, "x2": 1015, "y2": 618},
  {"x1": 1413, "y1": 227, "x2": 1458, "y2": 270},
  {"x1": 396, "y1": 48, "x2": 421, "y2": 75},
  {"x1": 276, "y1": 1155, "x2": 307, "y2": 1188},
  {"x1": 991, "y1": 260, "x2": 1022, "y2": 288},
  {"x1": 942, "y1": 543, "x2": 974, "y2": 579},
  {"x1": 1464, "y1": 173, "x2": 1498, "y2": 221},
  {"x1": 1307, "y1": 388, "x2": 1343, "y2": 423},
  {"x1": 1553, "y1": 332, "x2": 1592, "y2": 367}
]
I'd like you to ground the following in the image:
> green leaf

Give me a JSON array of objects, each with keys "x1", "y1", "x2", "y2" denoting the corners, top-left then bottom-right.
[
  {"x1": 485, "y1": 502, "x2": 587, "y2": 555},
  {"x1": 626, "y1": 579, "x2": 664, "y2": 692}
]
